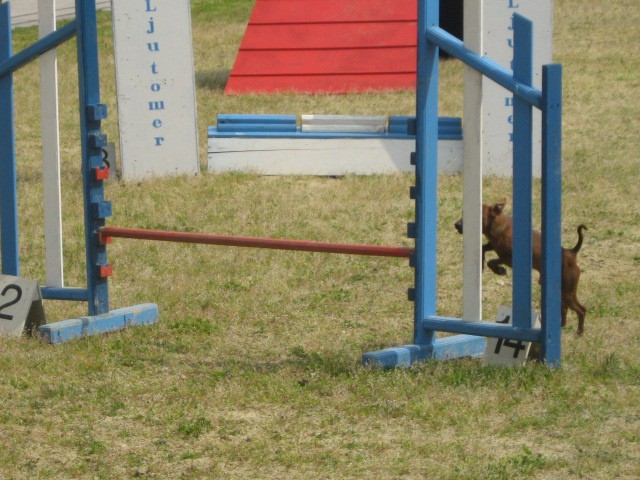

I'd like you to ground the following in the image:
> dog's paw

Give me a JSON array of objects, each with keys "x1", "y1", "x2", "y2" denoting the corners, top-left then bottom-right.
[{"x1": 487, "y1": 261, "x2": 506, "y2": 276}]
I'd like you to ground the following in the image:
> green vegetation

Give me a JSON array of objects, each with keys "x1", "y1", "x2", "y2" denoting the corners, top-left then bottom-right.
[{"x1": 1, "y1": 0, "x2": 638, "y2": 478}]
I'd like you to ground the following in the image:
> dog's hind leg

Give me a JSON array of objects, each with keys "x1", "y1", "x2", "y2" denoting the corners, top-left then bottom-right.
[
  {"x1": 487, "y1": 258, "x2": 508, "y2": 276},
  {"x1": 572, "y1": 299, "x2": 587, "y2": 336}
]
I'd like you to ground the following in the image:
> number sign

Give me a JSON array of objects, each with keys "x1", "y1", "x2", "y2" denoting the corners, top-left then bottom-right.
[
  {"x1": 0, "y1": 275, "x2": 45, "y2": 338},
  {"x1": 483, "y1": 305, "x2": 540, "y2": 367}
]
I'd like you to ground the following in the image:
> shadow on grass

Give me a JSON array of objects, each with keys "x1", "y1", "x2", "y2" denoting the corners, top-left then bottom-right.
[
  {"x1": 178, "y1": 346, "x2": 360, "y2": 380},
  {"x1": 182, "y1": 344, "x2": 556, "y2": 390},
  {"x1": 196, "y1": 70, "x2": 231, "y2": 91}
]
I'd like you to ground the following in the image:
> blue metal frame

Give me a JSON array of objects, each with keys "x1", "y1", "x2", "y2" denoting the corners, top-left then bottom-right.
[
  {"x1": 0, "y1": 3, "x2": 19, "y2": 277},
  {"x1": 75, "y1": 0, "x2": 110, "y2": 315},
  {"x1": 0, "y1": 21, "x2": 76, "y2": 78},
  {"x1": 0, "y1": 0, "x2": 157, "y2": 342},
  {"x1": 512, "y1": 14, "x2": 534, "y2": 332},
  {"x1": 540, "y1": 64, "x2": 563, "y2": 364},
  {"x1": 414, "y1": 0, "x2": 439, "y2": 353},
  {"x1": 363, "y1": 0, "x2": 488, "y2": 367},
  {"x1": 364, "y1": 0, "x2": 563, "y2": 367}
]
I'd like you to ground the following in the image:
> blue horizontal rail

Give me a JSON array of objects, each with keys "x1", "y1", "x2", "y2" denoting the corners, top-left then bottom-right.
[
  {"x1": 41, "y1": 287, "x2": 90, "y2": 302},
  {"x1": 426, "y1": 25, "x2": 543, "y2": 110},
  {"x1": 209, "y1": 114, "x2": 462, "y2": 140},
  {"x1": 217, "y1": 114, "x2": 297, "y2": 133},
  {"x1": 218, "y1": 114, "x2": 297, "y2": 125},
  {"x1": 216, "y1": 123, "x2": 298, "y2": 133},
  {"x1": 0, "y1": 20, "x2": 76, "y2": 79},
  {"x1": 422, "y1": 316, "x2": 542, "y2": 343}
]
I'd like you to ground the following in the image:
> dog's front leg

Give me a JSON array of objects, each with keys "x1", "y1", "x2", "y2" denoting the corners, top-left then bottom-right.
[{"x1": 481, "y1": 242, "x2": 494, "y2": 269}]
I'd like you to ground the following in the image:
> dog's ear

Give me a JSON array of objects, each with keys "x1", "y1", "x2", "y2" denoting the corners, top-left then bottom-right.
[{"x1": 493, "y1": 198, "x2": 507, "y2": 215}]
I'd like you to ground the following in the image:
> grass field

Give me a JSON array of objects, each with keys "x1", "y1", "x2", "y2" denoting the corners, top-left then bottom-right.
[{"x1": 1, "y1": 0, "x2": 639, "y2": 478}]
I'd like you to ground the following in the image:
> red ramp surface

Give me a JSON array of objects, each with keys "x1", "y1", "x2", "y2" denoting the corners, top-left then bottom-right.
[{"x1": 225, "y1": 0, "x2": 418, "y2": 94}]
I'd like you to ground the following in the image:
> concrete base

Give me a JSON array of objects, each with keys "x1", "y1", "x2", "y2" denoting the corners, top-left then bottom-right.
[{"x1": 39, "y1": 303, "x2": 158, "y2": 344}]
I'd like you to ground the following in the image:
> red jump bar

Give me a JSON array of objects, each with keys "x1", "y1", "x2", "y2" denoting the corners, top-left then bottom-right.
[{"x1": 99, "y1": 226, "x2": 414, "y2": 258}]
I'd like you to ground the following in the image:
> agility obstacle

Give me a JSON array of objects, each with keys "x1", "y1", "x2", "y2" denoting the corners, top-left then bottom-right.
[
  {"x1": 1, "y1": 0, "x2": 158, "y2": 342},
  {"x1": 225, "y1": 0, "x2": 418, "y2": 94},
  {"x1": 361, "y1": 0, "x2": 563, "y2": 367},
  {"x1": 1, "y1": 0, "x2": 562, "y2": 366}
]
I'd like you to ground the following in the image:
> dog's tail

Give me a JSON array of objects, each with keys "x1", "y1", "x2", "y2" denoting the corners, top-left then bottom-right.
[{"x1": 572, "y1": 224, "x2": 587, "y2": 254}]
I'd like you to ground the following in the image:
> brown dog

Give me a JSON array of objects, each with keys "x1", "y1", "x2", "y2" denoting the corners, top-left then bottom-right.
[{"x1": 454, "y1": 200, "x2": 587, "y2": 335}]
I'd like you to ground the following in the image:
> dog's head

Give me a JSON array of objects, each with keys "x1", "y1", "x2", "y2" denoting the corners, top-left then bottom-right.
[{"x1": 454, "y1": 199, "x2": 507, "y2": 236}]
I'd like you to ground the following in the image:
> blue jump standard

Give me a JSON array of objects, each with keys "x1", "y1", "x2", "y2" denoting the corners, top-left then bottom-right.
[{"x1": 39, "y1": 303, "x2": 159, "y2": 345}]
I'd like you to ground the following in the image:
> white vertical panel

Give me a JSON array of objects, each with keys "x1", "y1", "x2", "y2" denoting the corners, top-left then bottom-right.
[
  {"x1": 462, "y1": 0, "x2": 483, "y2": 322},
  {"x1": 39, "y1": 0, "x2": 64, "y2": 288},
  {"x1": 481, "y1": 1, "x2": 553, "y2": 177},
  {"x1": 112, "y1": 0, "x2": 200, "y2": 180}
]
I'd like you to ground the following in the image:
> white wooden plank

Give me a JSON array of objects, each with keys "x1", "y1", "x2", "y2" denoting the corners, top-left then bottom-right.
[
  {"x1": 462, "y1": 0, "x2": 483, "y2": 323},
  {"x1": 301, "y1": 115, "x2": 387, "y2": 133},
  {"x1": 39, "y1": 0, "x2": 64, "y2": 288},
  {"x1": 208, "y1": 138, "x2": 462, "y2": 176}
]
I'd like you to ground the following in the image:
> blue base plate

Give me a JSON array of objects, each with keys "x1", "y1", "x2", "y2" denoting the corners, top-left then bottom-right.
[
  {"x1": 362, "y1": 334, "x2": 486, "y2": 368},
  {"x1": 39, "y1": 303, "x2": 159, "y2": 344}
]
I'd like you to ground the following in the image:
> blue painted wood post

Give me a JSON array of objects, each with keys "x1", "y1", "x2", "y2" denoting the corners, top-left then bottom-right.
[
  {"x1": 511, "y1": 14, "x2": 533, "y2": 330},
  {"x1": 541, "y1": 64, "x2": 563, "y2": 366},
  {"x1": 75, "y1": 0, "x2": 111, "y2": 315},
  {"x1": 413, "y1": 0, "x2": 439, "y2": 349},
  {"x1": 0, "y1": 2, "x2": 19, "y2": 276}
]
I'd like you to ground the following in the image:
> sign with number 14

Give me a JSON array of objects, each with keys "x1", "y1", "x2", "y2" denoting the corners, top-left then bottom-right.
[{"x1": 483, "y1": 306, "x2": 541, "y2": 367}]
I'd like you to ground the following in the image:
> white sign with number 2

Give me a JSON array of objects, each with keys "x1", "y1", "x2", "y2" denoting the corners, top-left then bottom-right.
[{"x1": 0, "y1": 275, "x2": 42, "y2": 338}]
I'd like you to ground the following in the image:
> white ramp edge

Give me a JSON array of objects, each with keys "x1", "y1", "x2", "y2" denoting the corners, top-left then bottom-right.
[{"x1": 208, "y1": 137, "x2": 463, "y2": 176}]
